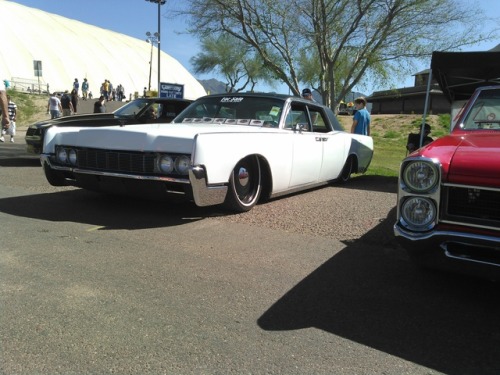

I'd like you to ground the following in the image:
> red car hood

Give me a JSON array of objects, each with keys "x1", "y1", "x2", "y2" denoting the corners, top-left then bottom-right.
[{"x1": 418, "y1": 132, "x2": 500, "y2": 187}]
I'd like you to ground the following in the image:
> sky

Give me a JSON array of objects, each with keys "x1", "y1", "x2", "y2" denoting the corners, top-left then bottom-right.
[{"x1": 7, "y1": 0, "x2": 500, "y2": 95}]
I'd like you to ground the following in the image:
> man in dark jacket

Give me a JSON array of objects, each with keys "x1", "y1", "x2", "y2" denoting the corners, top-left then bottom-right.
[
  {"x1": 60, "y1": 90, "x2": 74, "y2": 116},
  {"x1": 93, "y1": 96, "x2": 106, "y2": 113}
]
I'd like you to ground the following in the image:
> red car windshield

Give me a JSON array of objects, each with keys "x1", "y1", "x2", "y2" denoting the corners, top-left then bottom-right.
[{"x1": 460, "y1": 88, "x2": 500, "y2": 130}]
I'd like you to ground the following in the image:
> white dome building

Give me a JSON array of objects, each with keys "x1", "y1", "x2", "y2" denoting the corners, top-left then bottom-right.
[{"x1": 0, "y1": 0, "x2": 206, "y2": 100}]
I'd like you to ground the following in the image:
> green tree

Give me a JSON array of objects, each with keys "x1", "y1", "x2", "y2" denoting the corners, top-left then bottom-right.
[
  {"x1": 191, "y1": 34, "x2": 271, "y2": 92},
  {"x1": 180, "y1": 0, "x2": 495, "y2": 109}
]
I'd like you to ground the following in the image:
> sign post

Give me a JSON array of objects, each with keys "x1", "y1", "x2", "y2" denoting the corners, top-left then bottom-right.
[{"x1": 33, "y1": 60, "x2": 42, "y2": 93}]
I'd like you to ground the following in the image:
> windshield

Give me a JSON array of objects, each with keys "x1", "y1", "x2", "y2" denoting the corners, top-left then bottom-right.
[
  {"x1": 113, "y1": 99, "x2": 151, "y2": 118},
  {"x1": 173, "y1": 96, "x2": 285, "y2": 127},
  {"x1": 461, "y1": 88, "x2": 500, "y2": 130}
]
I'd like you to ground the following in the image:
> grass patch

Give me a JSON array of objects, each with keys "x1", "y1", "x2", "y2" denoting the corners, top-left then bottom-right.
[
  {"x1": 4, "y1": 89, "x2": 47, "y2": 125},
  {"x1": 382, "y1": 130, "x2": 399, "y2": 139},
  {"x1": 338, "y1": 113, "x2": 450, "y2": 177}
]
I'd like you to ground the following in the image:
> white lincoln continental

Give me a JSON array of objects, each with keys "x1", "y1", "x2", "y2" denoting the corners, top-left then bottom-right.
[{"x1": 41, "y1": 93, "x2": 373, "y2": 212}]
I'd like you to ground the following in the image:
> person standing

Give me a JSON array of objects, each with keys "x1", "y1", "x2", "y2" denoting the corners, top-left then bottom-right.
[
  {"x1": 93, "y1": 95, "x2": 106, "y2": 113},
  {"x1": 0, "y1": 95, "x2": 16, "y2": 142},
  {"x1": 108, "y1": 80, "x2": 114, "y2": 101},
  {"x1": 71, "y1": 89, "x2": 79, "y2": 114},
  {"x1": 351, "y1": 97, "x2": 371, "y2": 136},
  {"x1": 60, "y1": 90, "x2": 74, "y2": 116},
  {"x1": 47, "y1": 92, "x2": 62, "y2": 119},
  {"x1": 102, "y1": 80, "x2": 109, "y2": 101},
  {"x1": 73, "y1": 78, "x2": 79, "y2": 96},
  {"x1": 118, "y1": 84, "x2": 125, "y2": 101},
  {"x1": 301, "y1": 88, "x2": 315, "y2": 101},
  {"x1": 0, "y1": 79, "x2": 10, "y2": 132},
  {"x1": 81, "y1": 78, "x2": 89, "y2": 100}
]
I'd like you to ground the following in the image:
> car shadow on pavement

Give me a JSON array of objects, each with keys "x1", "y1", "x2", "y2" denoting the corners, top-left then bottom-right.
[
  {"x1": 258, "y1": 207, "x2": 500, "y2": 375},
  {"x1": 0, "y1": 189, "x2": 216, "y2": 230},
  {"x1": 0, "y1": 144, "x2": 40, "y2": 167},
  {"x1": 0, "y1": 157, "x2": 40, "y2": 167},
  {"x1": 344, "y1": 174, "x2": 398, "y2": 194}
]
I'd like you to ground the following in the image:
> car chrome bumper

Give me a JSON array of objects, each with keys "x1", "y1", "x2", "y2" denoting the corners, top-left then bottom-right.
[
  {"x1": 41, "y1": 154, "x2": 228, "y2": 207},
  {"x1": 394, "y1": 224, "x2": 500, "y2": 268},
  {"x1": 189, "y1": 166, "x2": 227, "y2": 207}
]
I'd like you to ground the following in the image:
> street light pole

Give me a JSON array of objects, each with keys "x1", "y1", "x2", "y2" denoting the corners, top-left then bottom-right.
[
  {"x1": 145, "y1": 0, "x2": 166, "y2": 97},
  {"x1": 145, "y1": 32, "x2": 159, "y2": 92}
]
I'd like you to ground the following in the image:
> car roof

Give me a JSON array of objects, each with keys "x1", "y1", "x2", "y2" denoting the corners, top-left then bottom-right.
[{"x1": 198, "y1": 92, "x2": 327, "y2": 107}]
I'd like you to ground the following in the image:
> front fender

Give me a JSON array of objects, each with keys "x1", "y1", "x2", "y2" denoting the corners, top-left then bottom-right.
[{"x1": 192, "y1": 132, "x2": 293, "y2": 188}]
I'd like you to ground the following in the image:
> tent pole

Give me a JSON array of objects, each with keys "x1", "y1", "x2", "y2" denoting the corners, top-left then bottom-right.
[{"x1": 420, "y1": 68, "x2": 433, "y2": 148}]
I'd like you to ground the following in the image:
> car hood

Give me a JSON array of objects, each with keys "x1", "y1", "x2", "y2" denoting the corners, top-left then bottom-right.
[
  {"x1": 34, "y1": 113, "x2": 116, "y2": 128},
  {"x1": 47, "y1": 122, "x2": 280, "y2": 154},
  {"x1": 419, "y1": 132, "x2": 500, "y2": 187}
]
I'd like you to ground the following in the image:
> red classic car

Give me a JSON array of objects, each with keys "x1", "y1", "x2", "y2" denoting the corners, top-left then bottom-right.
[{"x1": 394, "y1": 86, "x2": 500, "y2": 279}]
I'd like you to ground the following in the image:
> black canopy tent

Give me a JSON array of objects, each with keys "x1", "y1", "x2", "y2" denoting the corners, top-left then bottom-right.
[
  {"x1": 415, "y1": 45, "x2": 500, "y2": 148},
  {"x1": 430, "y1": 45, "x2": 500, "y2": 103}
]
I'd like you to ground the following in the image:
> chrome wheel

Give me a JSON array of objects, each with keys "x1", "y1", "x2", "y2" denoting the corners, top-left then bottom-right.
[{"x1": 224, "y1": 156, "x2": 262, "y2": 212}]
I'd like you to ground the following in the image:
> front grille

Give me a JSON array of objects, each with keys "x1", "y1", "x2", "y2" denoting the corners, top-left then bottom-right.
[
  {"x1": 442, "y1": 185, "x2": 500, "y2": 229},
  {"x1": 76, "y1": 148, "x2": 156, "y2": 174},
  {"x1": 26, "y1": 127, "x2": 41, "y2": 136}
]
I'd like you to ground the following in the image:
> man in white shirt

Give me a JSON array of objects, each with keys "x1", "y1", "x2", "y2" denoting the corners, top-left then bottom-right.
[{"x1": 47, "y1": 92, "x2": 63, "y2": 119}]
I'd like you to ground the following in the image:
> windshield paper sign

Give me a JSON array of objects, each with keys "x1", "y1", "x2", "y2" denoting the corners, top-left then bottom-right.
[
  {"x1": 220, "y1": 97, "x2": 244, "y2": 103},
  {"x1": 160, "y1": 83, "x2": 184, "y2": 99}
]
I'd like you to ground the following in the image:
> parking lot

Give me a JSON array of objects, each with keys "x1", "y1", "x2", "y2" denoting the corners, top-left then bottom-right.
[{"x1": 1, "y1": 135, "x2": 499, "y2": 374}]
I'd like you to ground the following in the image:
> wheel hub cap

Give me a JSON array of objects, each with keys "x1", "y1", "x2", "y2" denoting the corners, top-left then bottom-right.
[{"x1": 238, "y1": 167, "x2": 249, "y2": 187}]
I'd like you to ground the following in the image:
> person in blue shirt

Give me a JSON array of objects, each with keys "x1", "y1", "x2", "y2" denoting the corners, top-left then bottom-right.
[
  {"x1": 351, "y1": 97, "x2": 370, "y2": 136},
  {"x1": 73, "y1": 78, "x2": 79, "y2": 96}
]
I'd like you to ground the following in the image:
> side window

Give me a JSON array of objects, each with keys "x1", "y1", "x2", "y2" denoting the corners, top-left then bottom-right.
[
  {"x1": 308, "y1": 107, "x2": 330, "y2": 133},
  {"x1": 326, "y1": 107, "x2": 345, "y2": 131},
  {"x1": 285, "y1": 104, "x2": 310, "y2": 131}
]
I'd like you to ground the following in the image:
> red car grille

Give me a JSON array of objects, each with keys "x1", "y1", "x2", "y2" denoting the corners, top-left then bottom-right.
[{"x1": 442, "y1": 185, "x2": 500, "y2": 229}]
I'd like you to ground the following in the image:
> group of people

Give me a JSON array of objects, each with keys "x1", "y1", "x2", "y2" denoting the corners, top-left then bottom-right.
[
  {"x1": 71, "y1": 78, "x2": 125, "y2": 103},
  {"x1": 46, "y1": 89, "x2": 79, "y2": 119},
  {"x1": 301, "y1": 88, "x2": 371, "y2": 136},
  {"x1": 45, "y1": 77, "x2": 111, "y2": 118},
  {"x1": 73, "y1": 78, "x2": 90, "y2": 100},
  {"x1": 0, "y1": 79, "x2": 16, "y2": 143},
  {"x1": 99, "y1": 80, "x2": 125, "y2": 102}
]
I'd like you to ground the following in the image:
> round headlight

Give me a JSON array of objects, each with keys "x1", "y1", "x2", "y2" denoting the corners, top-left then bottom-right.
[
  {"x1": 68, "y1": 149, "x2": 77, "y2": 165},
  {"x1": 402, "y1": 161, "x2": 439, "y2": 193},
  {"x1": 401, "y1": 197, "x2": 436, "y2": 230},
  {"x1": 158, "y1": 155, "x2": 174, "y2": 174},
  {"x1": 56, "y1": 148, "x2": 68, "y2": 164},
  {"x1": 174, "y1": 155, "x2": 191, "y2": 175}
]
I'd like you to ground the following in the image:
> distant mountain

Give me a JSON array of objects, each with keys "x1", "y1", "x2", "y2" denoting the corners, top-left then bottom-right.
[{"x1": 198, "y1": 79, "x2": 227, "y2": 94}]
